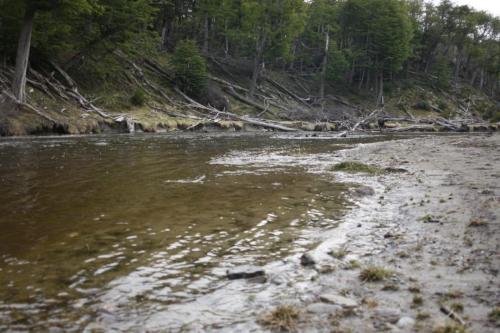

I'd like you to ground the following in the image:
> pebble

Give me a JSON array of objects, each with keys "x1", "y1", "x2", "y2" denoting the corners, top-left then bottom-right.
[
  {"x1": 306, "y1": 303, "x2": 342, "y2": 314},
  {"x1": 374, "y1": 308, "x2": 401, "y2": 324},
  {"x1": 397, "y1": 316, "x2": 415, "y2": 329},
  {"x1": 319, "y1": 294, "x2": 358, "y2": 308}
]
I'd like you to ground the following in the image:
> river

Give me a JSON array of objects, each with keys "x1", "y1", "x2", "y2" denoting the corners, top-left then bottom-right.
[{"x1": 0, "y1": 132, "x2": 392, "y2": 332}]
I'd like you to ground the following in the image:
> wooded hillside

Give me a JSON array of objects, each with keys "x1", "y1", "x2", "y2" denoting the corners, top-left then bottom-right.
[{"x1": 0, "y1": 0, "x2": 498, "y2": 135}]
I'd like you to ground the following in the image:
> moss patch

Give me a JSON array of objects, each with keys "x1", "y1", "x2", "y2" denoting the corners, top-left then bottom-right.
[
  {"x1": 332, "y1": 162, "x2": 384, "y2": 174},
  {"x1": 432, "y1": 323, "x2": 467, "y2": 333},
  {"x1": 332, "y1": 161, "x2": 407, "y2": 175}
]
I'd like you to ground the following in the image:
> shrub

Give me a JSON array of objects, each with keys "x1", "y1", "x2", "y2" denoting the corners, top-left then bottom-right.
[
  {"x1": 414, "y1": 100, "x2": 431, "y2": 111},
  {"x1": 130, "y1": 89, "x2": 147, "y2": 106},
  {"x1": 432, "y1": 55, "x2": 452, "y2": 89},
  {"x1": 172, "y1": 40, "x2": 207, "y2": 96}
]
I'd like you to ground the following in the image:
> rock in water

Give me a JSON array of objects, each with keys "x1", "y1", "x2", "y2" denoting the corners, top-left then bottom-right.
[
  {"x1": 319, "y1": 294, "x2": 358, "y2": 308},
  {"x1": 300, "y1": 252, "x2": 316, "y2": 266},
  {"x1": 226, "y1": 266, "x2": 265, "y2": 280},
  {"x1": 353, "y1": 186, "x2": 375, "y2": 197}
]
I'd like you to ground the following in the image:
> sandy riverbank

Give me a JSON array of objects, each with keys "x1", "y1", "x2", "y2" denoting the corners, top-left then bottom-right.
[{"x1": 284, "y1": 133, "x2": 500, "y2": 332}]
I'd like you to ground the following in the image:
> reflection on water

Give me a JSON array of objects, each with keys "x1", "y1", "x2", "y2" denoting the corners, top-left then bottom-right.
[{"x1": 0, "y1": 133, "x2": 386, "y2": 331}]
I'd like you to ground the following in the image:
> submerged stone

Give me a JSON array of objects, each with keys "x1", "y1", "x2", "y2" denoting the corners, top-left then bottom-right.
[
  {"x1": 300, "y1": 252, "x2": 316, "y2": 266},
  {"x1": 226, "y1": 266, "x2": 265, "y2": 280}
]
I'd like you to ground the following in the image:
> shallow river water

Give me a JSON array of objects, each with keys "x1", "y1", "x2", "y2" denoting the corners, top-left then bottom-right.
[{"x1": 0, "y1": 132, "x2": 392, "y2": 332}]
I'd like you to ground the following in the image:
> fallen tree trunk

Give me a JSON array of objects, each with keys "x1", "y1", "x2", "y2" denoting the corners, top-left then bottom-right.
[
  {"x1": 175, "y1": 87, "x2": 297, "y2": 132},
  {"x1": 264, "y1": 75, "x2": 311, "y2": 108},
  {"x1": 224, "y1": 86, "x2": 269, "y2": 112},
  {"x1": 335, "y1": 108, "x2": 382, "y2": 137}
]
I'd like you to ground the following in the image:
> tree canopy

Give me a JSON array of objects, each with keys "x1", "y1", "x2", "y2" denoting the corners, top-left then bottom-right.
[{"x1": 0, "y1": 0, "x2": 498, "y2": 102}]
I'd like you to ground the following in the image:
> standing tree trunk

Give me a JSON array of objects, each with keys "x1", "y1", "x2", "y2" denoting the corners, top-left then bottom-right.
[
  {"x1": 377, "y1": 71, "x2": 384, "y2": 107},
  {"x1": 249, "y1": 35, "x2": 265, "y2": 97},
  {"x1": 12, "y1": 6, "x2": 35, "y2": 102},
  {"x1": 202, "y1": 12, "x2": 209, "y2": 54},
  {"x1": 224, "y1": 19, "x2": 229, "y2": 58},
  {"x1": 319, "y1": 31, "x2": 330, "y2": 100}
]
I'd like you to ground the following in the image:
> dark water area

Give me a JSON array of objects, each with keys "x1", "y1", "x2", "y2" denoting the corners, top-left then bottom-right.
[{"x1": 0, "y1": 132, "x2": 393, "y2": 332}]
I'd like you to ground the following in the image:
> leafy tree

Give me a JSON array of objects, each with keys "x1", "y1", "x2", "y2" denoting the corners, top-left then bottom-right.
[
  {"x1": 172, "y1": 39, "x2": 207, "y2": 96},
  {"x1": 239, "y1": 0, "x2": 305, "y2": 96},
  {"x1": 432, "y1": 55, "x2": 452, "y2": 89},
  {"x1": 6, "y1": 0, "x2": 97, "y2": 102},
  {"x1": 340, "y1": 0, "x2": 412, "y2": 105}
]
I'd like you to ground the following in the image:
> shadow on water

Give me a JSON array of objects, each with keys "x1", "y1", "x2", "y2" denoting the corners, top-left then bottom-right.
[{"x1": 0, "y1": 132, "x2": 396, "y2": 331}]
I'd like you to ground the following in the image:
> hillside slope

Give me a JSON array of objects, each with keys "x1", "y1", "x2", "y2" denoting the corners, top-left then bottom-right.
[{"x1": 0, "y1": 52, "x2": 498, "y2": 136}]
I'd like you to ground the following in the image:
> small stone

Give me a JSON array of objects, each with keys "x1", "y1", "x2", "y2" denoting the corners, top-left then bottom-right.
[
  {"x1": 397, "y1": 316, "x2": 415, "y2": 329},
  {"x1": 319, "y1": 294, "x2": 358, "y2": 308},
  {"x1": 301, "y1": 253, "x2": 316, "y2": 266},
  {"x1": 353, "y1": 186, "x2": 375, "y2": 197},
  {"x1": 306, "y1": 303, "x2": 342, "y2": 314},
  {"x1": 374, "y1": 308, "x2": 401, "y2": 324},
  {"x1": 269, "y1": 272, "x2": 290, "y2": 285},
  {"x1": 317, "y1": 264, "x2": 336, "y2": 274},
  {"x1": 226, "y1": 266, "x2": 265, "y2": 280}
]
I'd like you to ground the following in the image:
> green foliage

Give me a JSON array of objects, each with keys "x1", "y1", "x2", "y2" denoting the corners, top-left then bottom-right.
[
  {"x1": 172, "y1": 40, "x2": 207, "y2": 96},
  {"x1": 415, "y1": 100, "x2": 431, "y2": 111},
  {"x1": 432, "y1": 56, "x2": 452, "y2": 89},
  {"x1": 239, "y1": 0, "x2": 305, "y2": 61},
  {"x1": 326, "y1": 45, "x2": 349, "y2": 81},
  {"x1": 130, "y1": 89, "x2": 147, "y2": 106},
  {"x1": 340, "y1": 0, "x2": 413, "y2": 72},
  {"x1": 1, "y1": 0, "x2": 498, "y2": 103}
]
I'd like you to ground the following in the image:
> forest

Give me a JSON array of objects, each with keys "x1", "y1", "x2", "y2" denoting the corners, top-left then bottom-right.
[{"x1": 0, "y1": 0, "x2": 498, "y2": 135}]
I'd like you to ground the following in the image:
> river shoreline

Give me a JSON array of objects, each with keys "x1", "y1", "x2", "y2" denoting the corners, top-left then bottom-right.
[
  {"x1": 286, "y1": 133, "x2": 500, "y2": 333},
  {"x1": 151, "y1": 133, "x2": 499, "y2": 333}
]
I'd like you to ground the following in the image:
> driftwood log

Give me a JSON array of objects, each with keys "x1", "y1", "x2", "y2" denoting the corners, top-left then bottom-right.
[{"x1": 174, "y1": 87, "x2": 297, "y2": 132}]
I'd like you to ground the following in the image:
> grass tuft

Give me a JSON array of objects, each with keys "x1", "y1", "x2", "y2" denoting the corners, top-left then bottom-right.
[
  {"x1": 432, "y1": 323, "x2": 467, "y2": 333},
  {"x1": 412, "y1": 295, "x2": 423, "y2": 307},
  {"x1": 468, "y1": 219, "x2": 487, "y2": 227},
  {"x1": 450, "y1": 302, "x2": 464, "y2": 313},
  {"x1": 329, "y1": 247, "x2": 349, "y2": 260},
  {"x1": 332, "y1": 161, "x2": 383, "y2": 174},
  {"x1": 489, "y1": 307, "x2": 500, "y2": 322},
  {"x1": 332, "y1": 161, "x2": 407, "y2": 175},
  {"x1": 416, "y1": 312, "x2": 430, "y2": 320},
  {"x1": 260, "y1": 305, "x2": 300, "y2": 332},
  {"x1": 359, "y1": 266, "x2": 394, "y2": 282}
]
